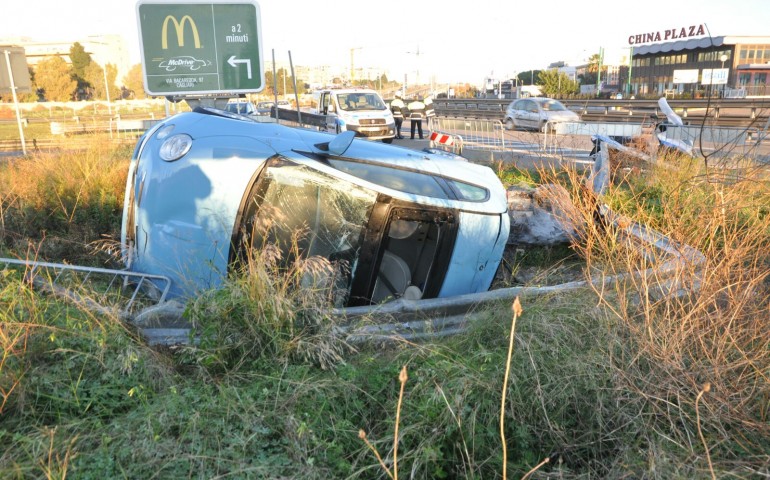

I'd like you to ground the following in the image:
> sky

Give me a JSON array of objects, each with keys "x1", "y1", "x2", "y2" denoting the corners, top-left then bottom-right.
[{"x1": 2, "y1": 0, "x2": 768, "y2": 85}]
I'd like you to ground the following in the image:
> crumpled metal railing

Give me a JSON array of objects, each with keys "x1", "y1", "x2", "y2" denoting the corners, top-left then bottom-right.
[{"x1": 0, "y1": 258, "x2": 171, "y2": 318}]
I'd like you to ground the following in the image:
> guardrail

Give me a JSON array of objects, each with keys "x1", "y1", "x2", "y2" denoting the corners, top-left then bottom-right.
[{"x1": 434, "y1": 98, "x2": 770, "y2": 127}]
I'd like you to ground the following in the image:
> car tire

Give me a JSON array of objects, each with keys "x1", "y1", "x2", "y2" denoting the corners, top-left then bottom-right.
[
  {"x1": 504, "y1": 118, "x2": 515, "y2": 130},
  {"x1": 382, "y1": 138, "x2": 393, "y2": 144}
]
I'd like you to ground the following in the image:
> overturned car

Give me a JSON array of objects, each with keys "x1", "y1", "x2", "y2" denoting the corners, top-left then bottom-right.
[{"x1": 121, "y1": 107, "x2": 510, "y2": 307}]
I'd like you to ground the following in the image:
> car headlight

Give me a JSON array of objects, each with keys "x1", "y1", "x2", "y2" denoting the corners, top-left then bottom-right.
[{"x1": 159, "y1": 134, "x2": 193, "y2": 162}]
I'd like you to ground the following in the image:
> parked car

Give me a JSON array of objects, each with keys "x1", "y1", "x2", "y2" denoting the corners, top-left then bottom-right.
[
  {"x1": 503, "y1": 98, "x2": 580, "y2": 132},
  {"x1": 255, "y1": 101, "x2": 275, "y2": 116},
  {"x1": 277, "y1": 100, "x2": 292, "y2": 109},
  {"x1": 224, "y1": 101, "x2": 257, "y2": 116}
]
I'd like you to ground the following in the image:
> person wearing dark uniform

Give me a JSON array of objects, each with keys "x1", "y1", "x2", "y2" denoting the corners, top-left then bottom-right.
[
  {"x1": 406, "y1": 97, "x2": 426, "y2": 139},
  {"x1": 390, "y1": 93, "x2": 406, "y2": 139}
]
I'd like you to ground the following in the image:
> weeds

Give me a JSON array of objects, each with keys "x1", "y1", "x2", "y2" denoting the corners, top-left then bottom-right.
[
  {"x1": 1, "y1": 139, "x2": 769, "y2": 478},
  {"x1": 183, "y1": 242, "x2": 356, "y2": 374},
  {"x1": 0, "y1": 137, "x2": 128, "y2": 264},
  {"x1": 538, "y1": 152, "x2": 770, "y2": 476}
]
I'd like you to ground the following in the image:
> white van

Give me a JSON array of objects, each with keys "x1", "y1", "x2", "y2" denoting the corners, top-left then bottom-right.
[{"x1": 311, "y1": 88, "x2": 396, "y2": 143}]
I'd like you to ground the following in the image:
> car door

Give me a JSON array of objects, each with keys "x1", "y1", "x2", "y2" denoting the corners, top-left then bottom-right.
[
  {"x1": 524, "y1": 100, "x2": 541, "y2": 130},
  {"x1": 321, "y1": 92, "x2": 339, "y2": 133},
  {"x1": 510, "y1": 100, "x2": 527, "y2": 129}
]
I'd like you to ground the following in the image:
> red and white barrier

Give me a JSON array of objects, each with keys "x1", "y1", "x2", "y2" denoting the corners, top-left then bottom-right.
[
  {"x1": 429, "y1": 131, "x2": 455, "y2": 146},
  {"x1": 429, "y1": 130, "x2": 463, "y2": 154}
]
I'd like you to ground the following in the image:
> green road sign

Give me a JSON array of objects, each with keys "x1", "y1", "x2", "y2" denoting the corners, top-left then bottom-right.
[{"x1": 136, "y1": 0, "x2": 264, "y2": 96}]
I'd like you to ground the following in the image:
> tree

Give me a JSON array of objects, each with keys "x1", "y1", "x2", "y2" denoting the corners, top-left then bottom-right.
[
  {"x1": 84, "y1": 62, "x2": 104, "y2": 99},
  {"x1": 517, "y1": 70, "x2": 542, "y2": 86},
  {"x1": 35, "y1": 56, "x2": 77, "y2": 101},
  {"x1": 84, "y1": 62, "x2": 121, "y2": 101},
  {"x1": 69, "y1": 42, "x2": 92, "y2": 79},
  {"x1": 579, "y1": 53, "x2": 605, "y2": 86},
  {"x1": 124, "y1": 63, "x2": 147, "y2": 99},
  {"x1": 453, "y1": 83, "x2": 480, "y2": 98},
  {"x1": 105, "y1": 64, "x2": 120, "y2": 101},
  {"x1": 263, "y1": 68, "x2": 306, "y2": 96},
  {"x1": 69, "y1": 42, "x2": 93, "y2": 100},
  {"x1": 539, "y1": 70, "x2": 579, "y2": 97}
]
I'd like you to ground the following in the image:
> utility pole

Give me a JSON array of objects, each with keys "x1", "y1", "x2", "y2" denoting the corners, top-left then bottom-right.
[
  {"x1": 350, "y1": 47, "x2": 363, "y2": 84},
  {"x1": 406, "y1": 45, "x2": 422, "y2": 87},
  {"x1": 596, "y1": 46, "x2": 604, "y2": 97}
]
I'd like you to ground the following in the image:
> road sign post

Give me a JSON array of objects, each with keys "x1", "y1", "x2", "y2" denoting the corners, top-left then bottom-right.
[
  {"x1": 1, "y1": 47, "x2": 31, "y2": 155},
  {"x1": 136, "y1": 0, "x2": 264, "y2": 97}
]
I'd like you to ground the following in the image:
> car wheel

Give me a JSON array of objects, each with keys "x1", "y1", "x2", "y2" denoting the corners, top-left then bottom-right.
[
  {"x1": 540, "y1": 121, "x2": 548, "y2": 133},
  {"x1": 504, "y1": 118, "x2": 515, "y2": 130},
  {"x1": 382, "y1": 138, "x2": 393, "y2": 144}
]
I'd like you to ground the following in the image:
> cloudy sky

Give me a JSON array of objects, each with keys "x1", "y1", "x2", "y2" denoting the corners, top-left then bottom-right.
[{"x1": 2, "y1": 0, "x2": 768, "y2": 84}]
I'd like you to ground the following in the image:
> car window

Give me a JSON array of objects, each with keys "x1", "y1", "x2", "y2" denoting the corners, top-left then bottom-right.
[
  {"x1": 328, "y1": 159, "x2": 450, "y2": 199},
  {"x1": 511, "y1": 100, "x2": 524, "y2": 111},
  {"x1": 542, "y1": 100, "x2": 566, "y2": 112},
  {"x1": 526, "y1": 101, "x2": 539, "y2": 113},
  {"x1": 325, "y1": 158, "x2": 489, "y2": 202}
]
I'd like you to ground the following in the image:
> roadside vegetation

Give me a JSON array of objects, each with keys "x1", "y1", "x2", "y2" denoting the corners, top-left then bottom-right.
[{"x1": 0, "y1": 138, "x2": 768, "y2": 478}]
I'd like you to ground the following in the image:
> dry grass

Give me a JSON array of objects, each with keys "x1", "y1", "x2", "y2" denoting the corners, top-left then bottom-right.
[
  {"x1": 0, "y1": 137, "x2": 128, "y2": 263},
  {"x1": 536, "y1": 155, "x2": 770, "y2": 475}
]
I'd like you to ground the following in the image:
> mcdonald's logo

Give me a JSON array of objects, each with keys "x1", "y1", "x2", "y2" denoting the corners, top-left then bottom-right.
[{"x1": 161, "y1": 15, "x2": 201, "y2": 49}]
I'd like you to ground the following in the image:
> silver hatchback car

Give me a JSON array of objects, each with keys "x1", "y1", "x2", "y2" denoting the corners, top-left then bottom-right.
[{"x1": 504, "y1": 98, "x2": 580, "y2": 132}]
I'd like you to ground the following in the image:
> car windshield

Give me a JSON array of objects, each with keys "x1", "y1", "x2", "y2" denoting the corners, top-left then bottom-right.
[
  {"x1": 338, "y1": 93, "x2": 386, "y2": 111},
  {"x1": 540, "y1": 100, "x2": 566, "y2": 112},
  {"x1": 237, "y1": 159, "x2": 378, "y2": 307}
]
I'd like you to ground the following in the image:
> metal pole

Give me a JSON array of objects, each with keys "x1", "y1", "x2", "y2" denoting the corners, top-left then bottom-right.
[
  {"x1": 288, "y1": 50, "x2": 301, "y2": 126},
  {"x1": 103, "y1": 67, "x2": 112, "y2": 138},
  {"x1": 4, "y1": 49, "x2": 27, "y2": 155},
  {"x1": 103, "y1": 67, "x2": 112, "y2": 116},
  {"x1": 596, "y1": 47, "x2": 604, "y2": 97},
  {"x1": 627, "y1": 46, "x2": 633, "y2": 96},
  {"x1": 272, "y1": 49, "x2": 279, "y2": 122}
]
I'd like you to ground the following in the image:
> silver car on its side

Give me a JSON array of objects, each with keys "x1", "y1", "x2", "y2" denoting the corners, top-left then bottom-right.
[{"x1": 503, "y1": 98, "x2": 580, "y2": 132}]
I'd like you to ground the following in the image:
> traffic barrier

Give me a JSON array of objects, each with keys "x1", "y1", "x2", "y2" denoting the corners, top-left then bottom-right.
[
  {"x1": 428, "y1": 130, "x2": 463, "y2": 154},
  {"x1": 431, "y1": 117, "x2": 505, "y2": 151},
  {"x1": 656, "y1": 124, "x2": 759, "y2": 156}
]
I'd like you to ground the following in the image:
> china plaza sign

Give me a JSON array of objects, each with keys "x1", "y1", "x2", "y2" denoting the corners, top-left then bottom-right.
[
  {"x1": 136, "y1": 0, "x2": 264, "y2": 96},
  {"x1": 628, "y1": 24, "x2": 706, "y2": 45}
]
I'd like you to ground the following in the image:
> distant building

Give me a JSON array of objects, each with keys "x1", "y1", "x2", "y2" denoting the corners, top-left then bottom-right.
[
  {"x1": 630, "y1": 35, "x2": 770, "y2": 97},
  {"x1": 0, "y1": 35, "x2": 131, "y2": 85}
]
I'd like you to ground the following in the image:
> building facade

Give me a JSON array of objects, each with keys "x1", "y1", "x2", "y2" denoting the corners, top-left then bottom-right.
[
  {"x1": 629, "y1": 36, "x2": 770, "y2": 98},
  {"x1": 0, "y1": 35, "x2": 131, "y2": 86}
]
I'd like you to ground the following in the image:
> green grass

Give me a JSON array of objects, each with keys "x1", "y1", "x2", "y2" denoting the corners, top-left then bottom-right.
[{"x1": 1, "y1": 141, "x2": 769, "y2": 478}]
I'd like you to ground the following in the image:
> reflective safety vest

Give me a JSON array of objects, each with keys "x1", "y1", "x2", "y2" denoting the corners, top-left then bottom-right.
[
  {"x1": 407, "y1": 100, "x2": 425, "y2": 119},
  {"x1": 390, "y1": 98, "x2": 405, "y2": 118}
]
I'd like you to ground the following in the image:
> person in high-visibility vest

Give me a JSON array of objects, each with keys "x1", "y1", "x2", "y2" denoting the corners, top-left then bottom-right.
[
  {"x1": 390, "y1": 93, "x2": 406, "y2": 139},
  {"x1": 424, "y1": 96, "x2": 436, "y2": 130},
  {"x1": 407, "y1": 97, "x2": 426, "y2": 139}
]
